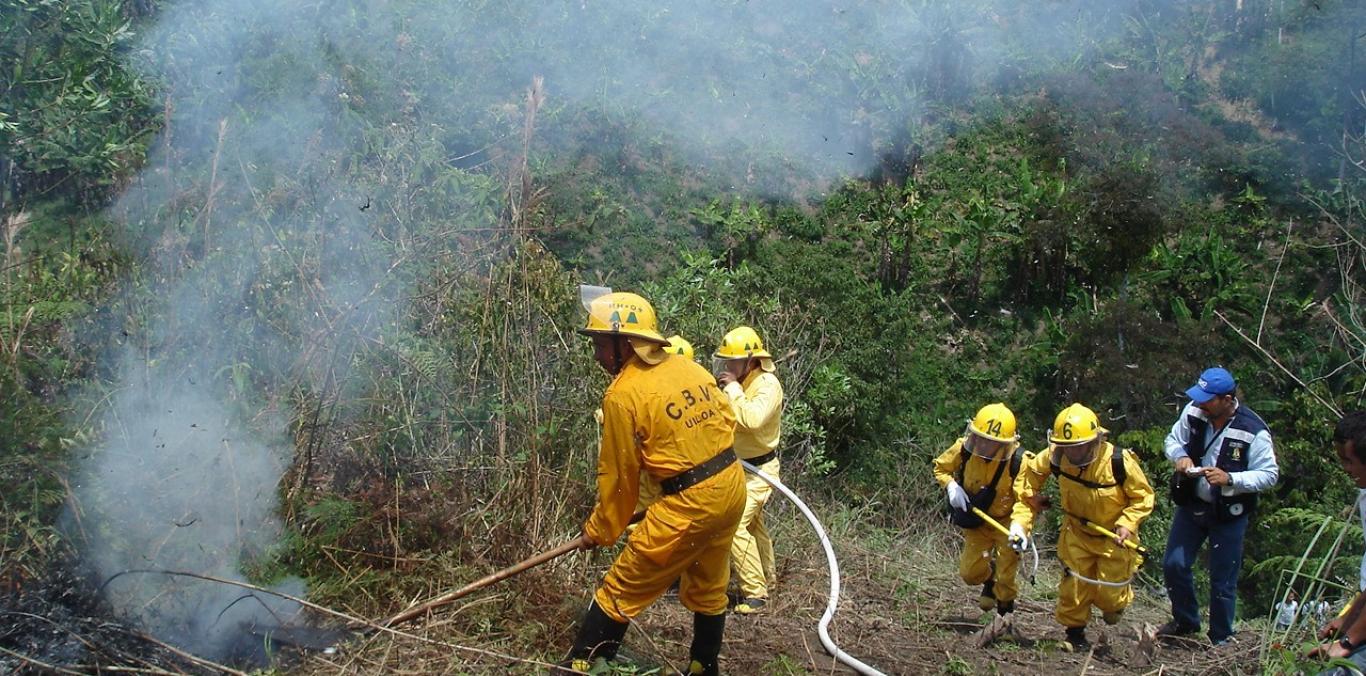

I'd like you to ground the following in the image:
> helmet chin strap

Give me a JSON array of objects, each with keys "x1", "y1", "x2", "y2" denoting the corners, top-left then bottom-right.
[{"x1": 604, "y1": 335, "x2": 628, "y2": 375}]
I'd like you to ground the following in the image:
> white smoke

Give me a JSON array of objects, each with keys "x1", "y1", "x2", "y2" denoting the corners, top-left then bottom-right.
[{"x1": 64, "y1": 0, "x2": 1170, "y2": 663}]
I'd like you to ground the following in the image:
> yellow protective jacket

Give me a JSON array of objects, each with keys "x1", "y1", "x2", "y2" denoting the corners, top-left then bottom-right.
[
  {"x1": 722, "y1": 370, "x2": 782, "y2": 460},
  {"x1": 1010, "y1": 442, "x2": 1155, "y2": 538},
  {"x1": 932, "y1": 438, "x2": 1023, "y2": 523},
  {"x1": 585, "y1": 355, "x2": 738, "y2": 546}
]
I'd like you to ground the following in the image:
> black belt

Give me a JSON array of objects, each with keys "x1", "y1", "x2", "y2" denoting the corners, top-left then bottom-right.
[
  {"x1": 743, "y1": 451, "x2": 777, "y2": 467},
  {"x1": 661, "y1": 448, "x2": 737, "y2": 495}
]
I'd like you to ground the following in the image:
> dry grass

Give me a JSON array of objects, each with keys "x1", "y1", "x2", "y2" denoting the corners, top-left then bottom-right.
[{"x1": 289, "y1": 495, "x2": 1267, "y2": 675}]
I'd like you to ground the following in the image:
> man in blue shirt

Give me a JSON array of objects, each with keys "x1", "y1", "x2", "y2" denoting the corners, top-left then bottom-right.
[{"x1": 1158, "y1": 367, "x2": 1279, "y2": 645}]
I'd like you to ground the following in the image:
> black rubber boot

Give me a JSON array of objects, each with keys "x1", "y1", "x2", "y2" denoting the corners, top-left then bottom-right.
[
  {"x1": 996, "y1": 600, "x2": 1015, "y2": 616},
  {"x1": 686, "y1": 611, "x2": 726, "y2": 675},
  {"x1": 1064, "y1": 626, "x2": 1090, "y2": 652},
  {"x1": 977, "y1": 580, "x2": 996, "y2": 611},
  {"x1": 558, "y1": 601, "x2": 629, "y2": 671}
]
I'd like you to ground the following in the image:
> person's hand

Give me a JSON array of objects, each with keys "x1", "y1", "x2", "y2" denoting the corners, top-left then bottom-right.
[
  {"x1": 1026, "y1": 494, "x2": 1050, "y2": 513},
  {"x1": 1321, "y1": 615, "x2": 1345, "y2": 640},
  {"x1": 1174, "y1": 456, "x2": 1194, "y2": 473},
  {"x1": 1202, "y1": 467, "x2": 1232, "y2": 487},
  {"x1": 575, "y1": 533, "x2": 597, "y2": 551},
  {"x1": 1008, "y1": 522, "x2": 1028, "y2": 552},
  {"x1": 946, "y1": 481, "x2": 970, "y2": 511},
  {"x1": 717, "y1": 371, "x2": 736, "y2": 388},
  {"x1": 1333, "y1": 640, "x2": 1353, "y2": 659},
  {"x1": 1307, "y1": 640, "x2": 1352, "y2": 660},
  {"x1": 1113, "y1": 526, "x2": 1132, "y2": 547}
]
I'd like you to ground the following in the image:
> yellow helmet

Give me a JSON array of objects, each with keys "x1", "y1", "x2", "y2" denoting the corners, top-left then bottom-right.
[
  {"x1": 714, "y1": 326, "x2": 772, "y2": 360},
  {"x1": 969, "y1": 403, "x2": 1017, "y2": 443},
  {"x1": 665, "y1": 335, "x2": 695, "y2": 360},
  {"x1": 578, "y1": 290, "x2": 670, "y2": 345},
  {"x1": 1049, "y1": 403, "x2": 1105, "y2": 445}
]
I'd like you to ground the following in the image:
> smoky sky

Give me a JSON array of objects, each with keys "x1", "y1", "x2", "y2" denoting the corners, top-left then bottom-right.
[
  {"x1": 124, "y1": 0, "x2": 1165, "y2": 183},
  {"x1": 66, "y1": 0, "x2": 1199, "y2": 662}
]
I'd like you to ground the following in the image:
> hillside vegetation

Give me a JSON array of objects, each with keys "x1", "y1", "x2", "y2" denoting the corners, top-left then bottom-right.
[{"x1": 4, "y1": 0, "x2": 1366, "y2": 673}]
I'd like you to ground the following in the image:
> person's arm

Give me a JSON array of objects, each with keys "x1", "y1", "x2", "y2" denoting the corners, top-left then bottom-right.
[
  {"x1": 932, "y1": 440, "x2": 966, "y2": 489},
  {"x1": 1165, "y1": 405, "x2": 1195, "y2": 470},
  {"x1": 1114, "y1": 450, "x2": 1156, "y2": 541},
  {"x1": 582, "y1": 395, "x2": 642, "y2": 546},
  {"x1": 1009, "y1": 451, "x2": 1049, "y2": 534},
  {"x1": 1311, "y1": 592, "x2": 1366, "y2": 659},
  {"x1": 723, "y1": 373, "x2": 781, "y2": 430},
  {"x1": 1229, "y1": 431, "x2": 1279, "y2": 494}
]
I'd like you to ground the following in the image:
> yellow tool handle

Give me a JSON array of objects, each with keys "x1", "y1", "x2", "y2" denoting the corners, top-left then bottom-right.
[
  {"x1": 1083, "y1": 521, "x2": 1147, "y2": 555},
  {"x1": 970, "y1": 507, "x2": 1012, "y2": 538}
]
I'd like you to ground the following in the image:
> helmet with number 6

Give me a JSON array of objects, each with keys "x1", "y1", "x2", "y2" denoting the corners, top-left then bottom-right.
[{"x1": 1049, "y1": 403, "x2": 1104, "y2": 445}]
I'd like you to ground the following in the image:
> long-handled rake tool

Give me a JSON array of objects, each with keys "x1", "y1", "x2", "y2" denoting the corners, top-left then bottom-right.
[
  {"x1": 380, "y1": 536, "x2": 586, "y2": 629},
  {"x1": 380, "y1": 512, "x2": 647, "y2": 629}
]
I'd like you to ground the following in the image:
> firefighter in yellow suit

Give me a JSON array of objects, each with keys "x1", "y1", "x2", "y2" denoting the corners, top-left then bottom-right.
[
  {"x1": 1009, "y1": 403, "x2": 1155, "y2": 652},
  {"x1": 932, "y1": 403, "x2": 1027, "y2": 617},
  {"x1": 613, "y1": 334, "x2": 697, "y2": 531},
  {"x1": 559, "y1": 291, "x2": 745, "y2": 676},
  {"x1": 713, "y1": 326, "x2": 783, "y2": 614}
]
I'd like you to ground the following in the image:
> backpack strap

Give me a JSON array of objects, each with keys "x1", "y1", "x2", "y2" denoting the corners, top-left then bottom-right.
[
  {"x1": 986, "y1": 447, "x2": 1011, "y2": 489},
  {"x1": 1010, "y1": 446, "x2": 1024, "y2": 478},
  {"x1": 1052, "y1": 446, "x2": 1126, "y2": 490},
  {"x1": 1112, "y1": 447, "x2": 1128, "y2": 486}
]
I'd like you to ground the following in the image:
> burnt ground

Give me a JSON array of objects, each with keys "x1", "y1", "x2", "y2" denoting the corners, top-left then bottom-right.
[
  {"x1": 0, "y1": 561, "x2": 219, "y2": 674},
  {"x1": 0, "y1": 556, "x2": 335, "y2": 675}
]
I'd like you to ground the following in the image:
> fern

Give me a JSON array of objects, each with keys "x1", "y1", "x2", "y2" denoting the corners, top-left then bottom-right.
[{"x1": 396, "y1": 339, "x2": 444, "y2": 382}]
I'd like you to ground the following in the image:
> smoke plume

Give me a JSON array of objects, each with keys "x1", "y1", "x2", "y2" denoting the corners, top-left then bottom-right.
[{"x1": 65, "y1": 0, "x2": 1183, "y2": 663}]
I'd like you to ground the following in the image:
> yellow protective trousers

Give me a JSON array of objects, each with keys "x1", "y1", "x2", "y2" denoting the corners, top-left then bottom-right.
[
  {"x1": 595, "y1": 462, "x2": 746, "y2": 622},
  {"x1": 730, "y1": 457, "x2": 779, "y2": 599},
  {"x1": 960, "y1": 525, "x2": 1020, "y2": 603},
  {"x1": 1054, "y1": 526, "x2": 1141, "y2": 627}
]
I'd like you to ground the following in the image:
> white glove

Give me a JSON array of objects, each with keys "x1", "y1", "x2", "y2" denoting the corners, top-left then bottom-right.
[
  {"x1": 1008, "y1": 522, "x2": 1028, "y2": 552},
  {"x1": 946, "y1": 481, "x2": 969, "y2": 511}
]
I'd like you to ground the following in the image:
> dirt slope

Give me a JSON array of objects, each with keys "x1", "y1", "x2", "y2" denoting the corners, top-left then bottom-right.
[{"x1": 296, "y1": 506, "x2": 1269, "y2": 675}]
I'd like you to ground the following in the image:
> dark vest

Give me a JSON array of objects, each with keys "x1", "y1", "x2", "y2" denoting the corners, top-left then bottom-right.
[{"x1": 1181, "y1": 403, "x2": 1268, "y2": 519}]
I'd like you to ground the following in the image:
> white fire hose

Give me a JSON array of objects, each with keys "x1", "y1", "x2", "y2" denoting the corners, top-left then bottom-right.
[
  {"x1": 741, "y1": 460, "x2": 886, "y2": 676},
  {"x1": 1064, "y1": 567, "x2": 1134, "y2": 588}
]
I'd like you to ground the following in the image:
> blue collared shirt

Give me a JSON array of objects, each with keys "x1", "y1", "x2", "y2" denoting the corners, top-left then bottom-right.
[{"x1": 1163, "y1": 401, "x2": 1278, "y2": 503}]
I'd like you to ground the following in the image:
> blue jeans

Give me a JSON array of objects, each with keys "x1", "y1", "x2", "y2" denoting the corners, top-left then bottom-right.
[{"x1": 1162, "y1": 504, "x2": 1250, "y2": 642}]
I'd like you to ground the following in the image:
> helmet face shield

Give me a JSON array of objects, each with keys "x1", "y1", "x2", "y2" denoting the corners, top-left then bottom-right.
[
  {"x1": 579, "y1": 284, "x2": 613, "y2": 320},
  {"x1": 965, "y1": 432, "x2": 1008, "y2": 460},
  {"x1": 1056, "y1": 439, "x2": 1100, "y2": 467},
  {"x1": 712, "y1": 356, "x2": 744, "y2": 379}
]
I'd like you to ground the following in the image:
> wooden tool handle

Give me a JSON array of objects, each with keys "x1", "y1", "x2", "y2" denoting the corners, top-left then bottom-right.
[{"x1": 380, "y1": 537, "x2": 585, "y2": 629}]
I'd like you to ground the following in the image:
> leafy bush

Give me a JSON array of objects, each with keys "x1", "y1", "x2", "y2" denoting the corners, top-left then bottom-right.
[{"x1": 1, "y1": 0, "x2": 155, "y2": 210}]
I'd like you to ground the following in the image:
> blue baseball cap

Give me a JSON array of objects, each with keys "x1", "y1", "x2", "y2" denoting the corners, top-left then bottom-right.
[{"x1": 1186, "y1": 367, "x2": 1236, "y2": 404}]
